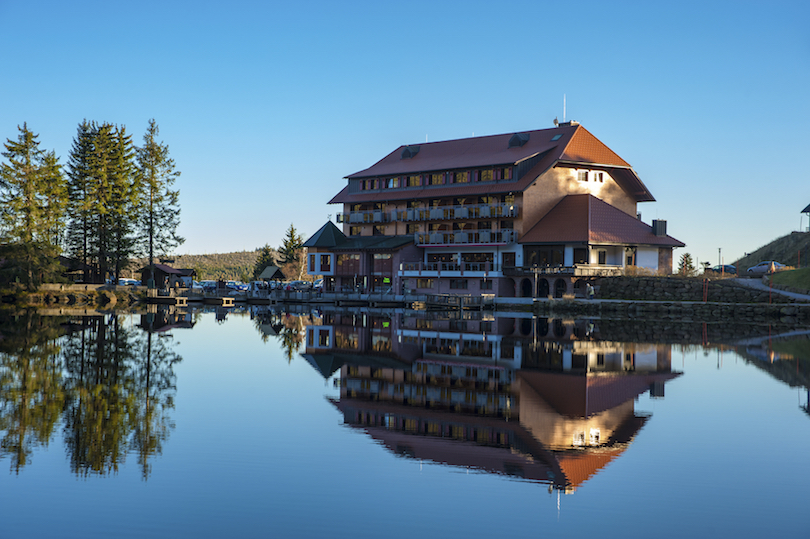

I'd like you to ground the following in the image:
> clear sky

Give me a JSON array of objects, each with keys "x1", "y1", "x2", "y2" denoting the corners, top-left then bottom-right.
[{"x1": 1, "y1": 0, "x2": 808, "y2": 267}]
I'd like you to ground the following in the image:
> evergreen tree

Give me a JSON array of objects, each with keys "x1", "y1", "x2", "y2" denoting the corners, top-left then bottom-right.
[
  {"x1": 65, "y1": 120, "x2": 96, "y2": 282},
  {"x1": 65, "y1": 121, "x2": 139, "y2": 283},
  {"x1": 252, "y1": 244, "x2": 278, "y2": 280},
  {"x1": 278, "y1": 224, "x2": 303, "y2": 264},
  {"x1": 0, "y1": 123, "x2": 66, "y2": 245},
  {"x1": 136, "y1": 119, "x2": 183, "y2": 267},
  {"x1": 678, "y1": 253, "x2": 696, "y2": 276}
]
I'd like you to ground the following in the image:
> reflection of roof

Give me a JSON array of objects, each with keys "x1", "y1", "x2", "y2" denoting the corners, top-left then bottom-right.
[
  {"x1": 519, "y1": 370, "x2": 680, "y2": 417},
  {"x1": 520, "y1": 194, "x2": 684, "y2": 247},
  {"x1": 302, "y1": 352, "x2": 412, "y2": 379},
  {"x1": 330, "y1": 125, "x2": 655, "y2": 205}
]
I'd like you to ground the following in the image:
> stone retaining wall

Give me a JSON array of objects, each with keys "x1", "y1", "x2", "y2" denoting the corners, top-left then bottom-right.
[{"x1": 596, "y1": 276, "x2": 792, "y2": 303}]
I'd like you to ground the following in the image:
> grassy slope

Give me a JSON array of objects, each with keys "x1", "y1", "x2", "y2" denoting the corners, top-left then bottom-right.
[
  {"x1": 733, "y1": 231, "x2": 810, "y2": 271},
  {"x1": 771, "y1": 267, "x2": 810, "y2": 292}
]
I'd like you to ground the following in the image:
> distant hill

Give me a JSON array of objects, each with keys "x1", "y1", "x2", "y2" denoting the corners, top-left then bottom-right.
[
  {"x1": 733, "y1": 231, "x2": 810, "y2": 271},
  {"x1": 127, "y1": 250, "x2": 274, "y2": 281}
]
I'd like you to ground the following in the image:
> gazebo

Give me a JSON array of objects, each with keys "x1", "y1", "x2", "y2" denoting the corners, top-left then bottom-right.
[{"x1": 257, "y1": 265, "x2": 285, "y2": 282}]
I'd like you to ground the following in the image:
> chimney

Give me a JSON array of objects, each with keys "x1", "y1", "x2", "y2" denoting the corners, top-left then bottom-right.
[{"x1": 652, "y1": 219, "x2": 667, "y2": 237}]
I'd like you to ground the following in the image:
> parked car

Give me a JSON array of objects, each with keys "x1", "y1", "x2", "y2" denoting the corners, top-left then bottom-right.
[
  {"x1": 284, "y1": 280, "x2": 312, "y2": 291},
  {"x1": 706, "y1": 265, "x2": 736, "y2": 275},
  {"x1": 313, "y1": 279, "x2": 324, "y2": 291},
  {"x1": 201, "y1": 280, "x2": 217, "y2": 292},
  {"x1": 117, "y1": 278, "x2": 140, "y2": 286},
  {"x1": 746, "y1": 261, "x2": 785, "y2": 276}
]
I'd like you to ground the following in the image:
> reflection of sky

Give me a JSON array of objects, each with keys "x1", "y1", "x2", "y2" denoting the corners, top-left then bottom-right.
[{"x1": 2, "y1": 313, "x2": 809, "y2": 538}]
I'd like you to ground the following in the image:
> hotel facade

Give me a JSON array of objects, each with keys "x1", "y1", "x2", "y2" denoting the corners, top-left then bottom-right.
[{"x1": 305, "y1": 122, "x2": 684, "y2": 298}]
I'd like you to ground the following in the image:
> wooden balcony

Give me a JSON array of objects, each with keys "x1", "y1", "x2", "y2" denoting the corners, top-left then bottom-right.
[{"x1": 414, "y1": 230, "x2": 516, "y2": 246}]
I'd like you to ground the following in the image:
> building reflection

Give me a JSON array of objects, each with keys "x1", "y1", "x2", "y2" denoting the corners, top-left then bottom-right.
[{"x1": 303, "y1": 310, "x2": 680, "y2": 492}]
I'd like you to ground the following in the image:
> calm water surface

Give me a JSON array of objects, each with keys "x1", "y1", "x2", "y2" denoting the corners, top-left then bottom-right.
[{"x1": 1, "y1": 307, "x2": 808, "y2": 538}]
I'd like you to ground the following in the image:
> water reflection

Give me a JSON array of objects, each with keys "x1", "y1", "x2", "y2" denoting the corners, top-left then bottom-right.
[
  {"x1": 0, "y1": 308, "x2": 186, "y2": 478},
  {"x1": 300, "y1": 310, "x2": 681, "y2": 492}
]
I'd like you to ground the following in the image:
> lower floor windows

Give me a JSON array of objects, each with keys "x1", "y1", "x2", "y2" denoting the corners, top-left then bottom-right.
[
  {"x1": 416, "y1": 279, "x2": 434, "y2": 289},
  {"x1": 450, "y1": 279, "x2": 468, "y2": 290},
  {"x1": 480, "y1": 279, "x2": 493, "y2": 290}
]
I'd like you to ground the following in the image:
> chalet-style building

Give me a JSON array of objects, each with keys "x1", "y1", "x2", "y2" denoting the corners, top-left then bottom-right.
[{"x1": 305, "y1": 122, "x2": 684, "y2": 297}]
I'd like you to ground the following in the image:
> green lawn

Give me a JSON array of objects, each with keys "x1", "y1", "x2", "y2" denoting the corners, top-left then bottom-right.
[{"x1": 771, "y1": 267, "x2": 810, "y2": 292}]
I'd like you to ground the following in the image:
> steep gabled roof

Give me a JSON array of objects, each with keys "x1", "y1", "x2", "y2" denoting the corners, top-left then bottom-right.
[
  {"x1": 802, "y1": 203, "x2": 810, "y2": 213},
  {"x1": 330, "y1": 124, "x2": 655, "y2": 204},
  {"x1": 303, "y1": 221, "x2": 349, "y2": 248},
  {"x1": 303, "y1": 221, "x2": 413, "y2": 251},
  {"x1": 520, "y1": 194, "x2": 684, "y2": 247}
]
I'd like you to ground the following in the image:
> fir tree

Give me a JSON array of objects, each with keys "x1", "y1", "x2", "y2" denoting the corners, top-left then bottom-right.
[
  {"x1": 678, "y1": 253, "x2": 696, "y2": 276},
  {"x1": 65, "y1": 120, "x2": 96, "y2": 282},
  {"x1": 0, "y1": 123, "x2": 66, "y2": 245},
  {"x1": 136, "y1": 119, "x2": 183, "y2": 267},
  {"x1": 278, "y1": 224, "x2": 303, "y2": 264},
  {"x1": 252, "y1": 244, "x2": 278, "y2": 280}
]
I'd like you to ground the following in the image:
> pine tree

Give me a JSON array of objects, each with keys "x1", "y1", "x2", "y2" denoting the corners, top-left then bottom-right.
[
  {"x1": 678, "y1": 253, "x2": 696, "y2": 276},
  {"x1": 252, "y1": 244, "x2": 278, "y2": 280},
  {"x1": 0, "y1": 123, "x2": 66, "y2": 245},
  {"x1": 136, "y1": 119, "x2": 183, "y2": 267},
  {"x1": 65, "y1": 121, "x2": 140, "y2": 283},
  {"x1": 278, "y1": 224, "x2": 303, "y2": 264},
  {"x1": 65, "y1": 120, "x2": 96, "y2": 282}
]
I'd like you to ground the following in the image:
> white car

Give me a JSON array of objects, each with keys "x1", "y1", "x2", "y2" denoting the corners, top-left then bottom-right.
[{"x1": 747, "y1": 261, "x2": 785, "y2": 275}]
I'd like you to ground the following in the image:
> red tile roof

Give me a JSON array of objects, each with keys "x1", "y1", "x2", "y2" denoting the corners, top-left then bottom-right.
[
  {"x1": 329, "y1": 124, "x2": 655, "y2": 205},
  {"x1": 520, "y1": 194, "x2": 684, "y2": 247}
]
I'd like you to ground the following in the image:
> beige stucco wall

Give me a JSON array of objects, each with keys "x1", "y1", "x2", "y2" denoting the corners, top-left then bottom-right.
[{"x1": 520, "y1": 167, "x2": 638, "y2": 237}]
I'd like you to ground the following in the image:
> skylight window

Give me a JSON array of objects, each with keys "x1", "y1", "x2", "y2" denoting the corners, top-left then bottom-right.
[{"x1": 551, "y1": 134, "x2": 562, "y2": 141}]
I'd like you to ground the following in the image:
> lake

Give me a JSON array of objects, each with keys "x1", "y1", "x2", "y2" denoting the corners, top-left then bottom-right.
[{"x1": 1, "y1": 306, "x2": 808, "y2": 538}]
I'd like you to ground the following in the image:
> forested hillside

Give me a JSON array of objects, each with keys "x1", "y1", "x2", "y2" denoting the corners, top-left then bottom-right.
[{"x1": 129, "y1": 251, "x2": 264, "y2": 281}]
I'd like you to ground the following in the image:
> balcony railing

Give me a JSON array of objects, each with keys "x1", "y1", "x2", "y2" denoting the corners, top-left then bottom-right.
[
  {"x1": 502, "y1": 265, "x2": 624, "y2": 277},
  {"x1": 337, "y1": 204, "x2": 519, "y2": 224},
  {"x1": 336, "y1": 210, "x2": 390, "y2": 224},
  {"x1": 400, "y1": 261, "x2": 500, "y2": 272},
  {"x1": 414, "y1": 230, "x2": 516, "y2": 246}
]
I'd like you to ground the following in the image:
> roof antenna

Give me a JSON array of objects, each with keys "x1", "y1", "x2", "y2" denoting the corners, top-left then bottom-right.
[{"x1": 563, "y1": 94, "x2": 566, "y2": 122}]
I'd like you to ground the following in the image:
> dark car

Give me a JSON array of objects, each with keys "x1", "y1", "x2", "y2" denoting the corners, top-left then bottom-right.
[{"x1": 706, "y1": 265, "x2": 736, "y2": 275}]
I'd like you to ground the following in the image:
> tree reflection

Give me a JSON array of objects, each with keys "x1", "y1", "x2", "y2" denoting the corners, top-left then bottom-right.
[
  {"x1": 130, "y1": 316, "x2": 181, "y2": 480},
  {"x1": 58, "y1": 311, "x2": 182, "y2": 479},
  {"x1": 276, "y1": 314, "x2": 305, "y2": 362},
  {"x1": 62, "y1": 315, "x2": 138, "y2": 476},
  {"x1": 0, "y1": 311, "x2": 65, "y2": 473}
]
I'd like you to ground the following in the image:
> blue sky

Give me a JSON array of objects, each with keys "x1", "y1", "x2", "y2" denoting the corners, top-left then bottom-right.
[{"x1": 1, "y1": 0, "x2": 808, "y2": 267}]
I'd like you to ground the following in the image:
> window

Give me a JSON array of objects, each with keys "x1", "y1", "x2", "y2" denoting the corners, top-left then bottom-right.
[
  {"x1": 406, "y1": 223, "x2": 419, "y2": 234},
  {"x1": 309, "y1": 255, "x2": 315, "y2": 272},
  {"x1": 595, "y1": 172, "x2": 604, "y2": 183},
  {"x1": 450, "y1": 279, "x2": 468, "y2": 289},
  {"x1": 387, "y1": 177, "x2": 399, "y2": 188},
  {"x1": 578, "y1": 170, "x2": 588, "y2": 182},
  {"x1": 416, "y1": 279, "x2": 434, "y2": 289},
  {"x1": 598, "y1": 250, "x2": 607, "y2": 265},
  {"x1": 349, "y1": 226, "x2": 361, "y2": 236},
  {"x1": 551, "y1": 134, "x2": 562, "y2": 141},
  {"x1": 320, "y1": 254, "x2": 331, "y2": 272},
  {"x1": 479, "y1": 169, "x2": 493, "y2": 182},
  {"x1": 498, "y1": 167, "x2": 513, "y2": 180},
  {"x1": 480, "y1": 279, "x2": 493, "y2": 290},
  {"x1": 453, "y1": 171, "x2": 469, "y2": 183},
  {"x1": 373, "y1": 225, "x2": 385, "y2": 236},
  {"x1": 407, "y1": 175, "x2": 421, "y2": 187},
  {"x1": 430, "y1": 173, "x2": 444, "y2": 185}
]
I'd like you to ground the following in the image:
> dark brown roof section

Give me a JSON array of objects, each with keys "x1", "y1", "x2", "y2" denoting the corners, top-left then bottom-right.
[
  {"x1": 330, "y1": 124, "x2": 655, "y2": 205},
  {"x1": 520, "y1": 194, "x2": 685, "y2": 247},
  {"x1": 346, "y1": 125, "x2": 580, "y2": 179}
]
